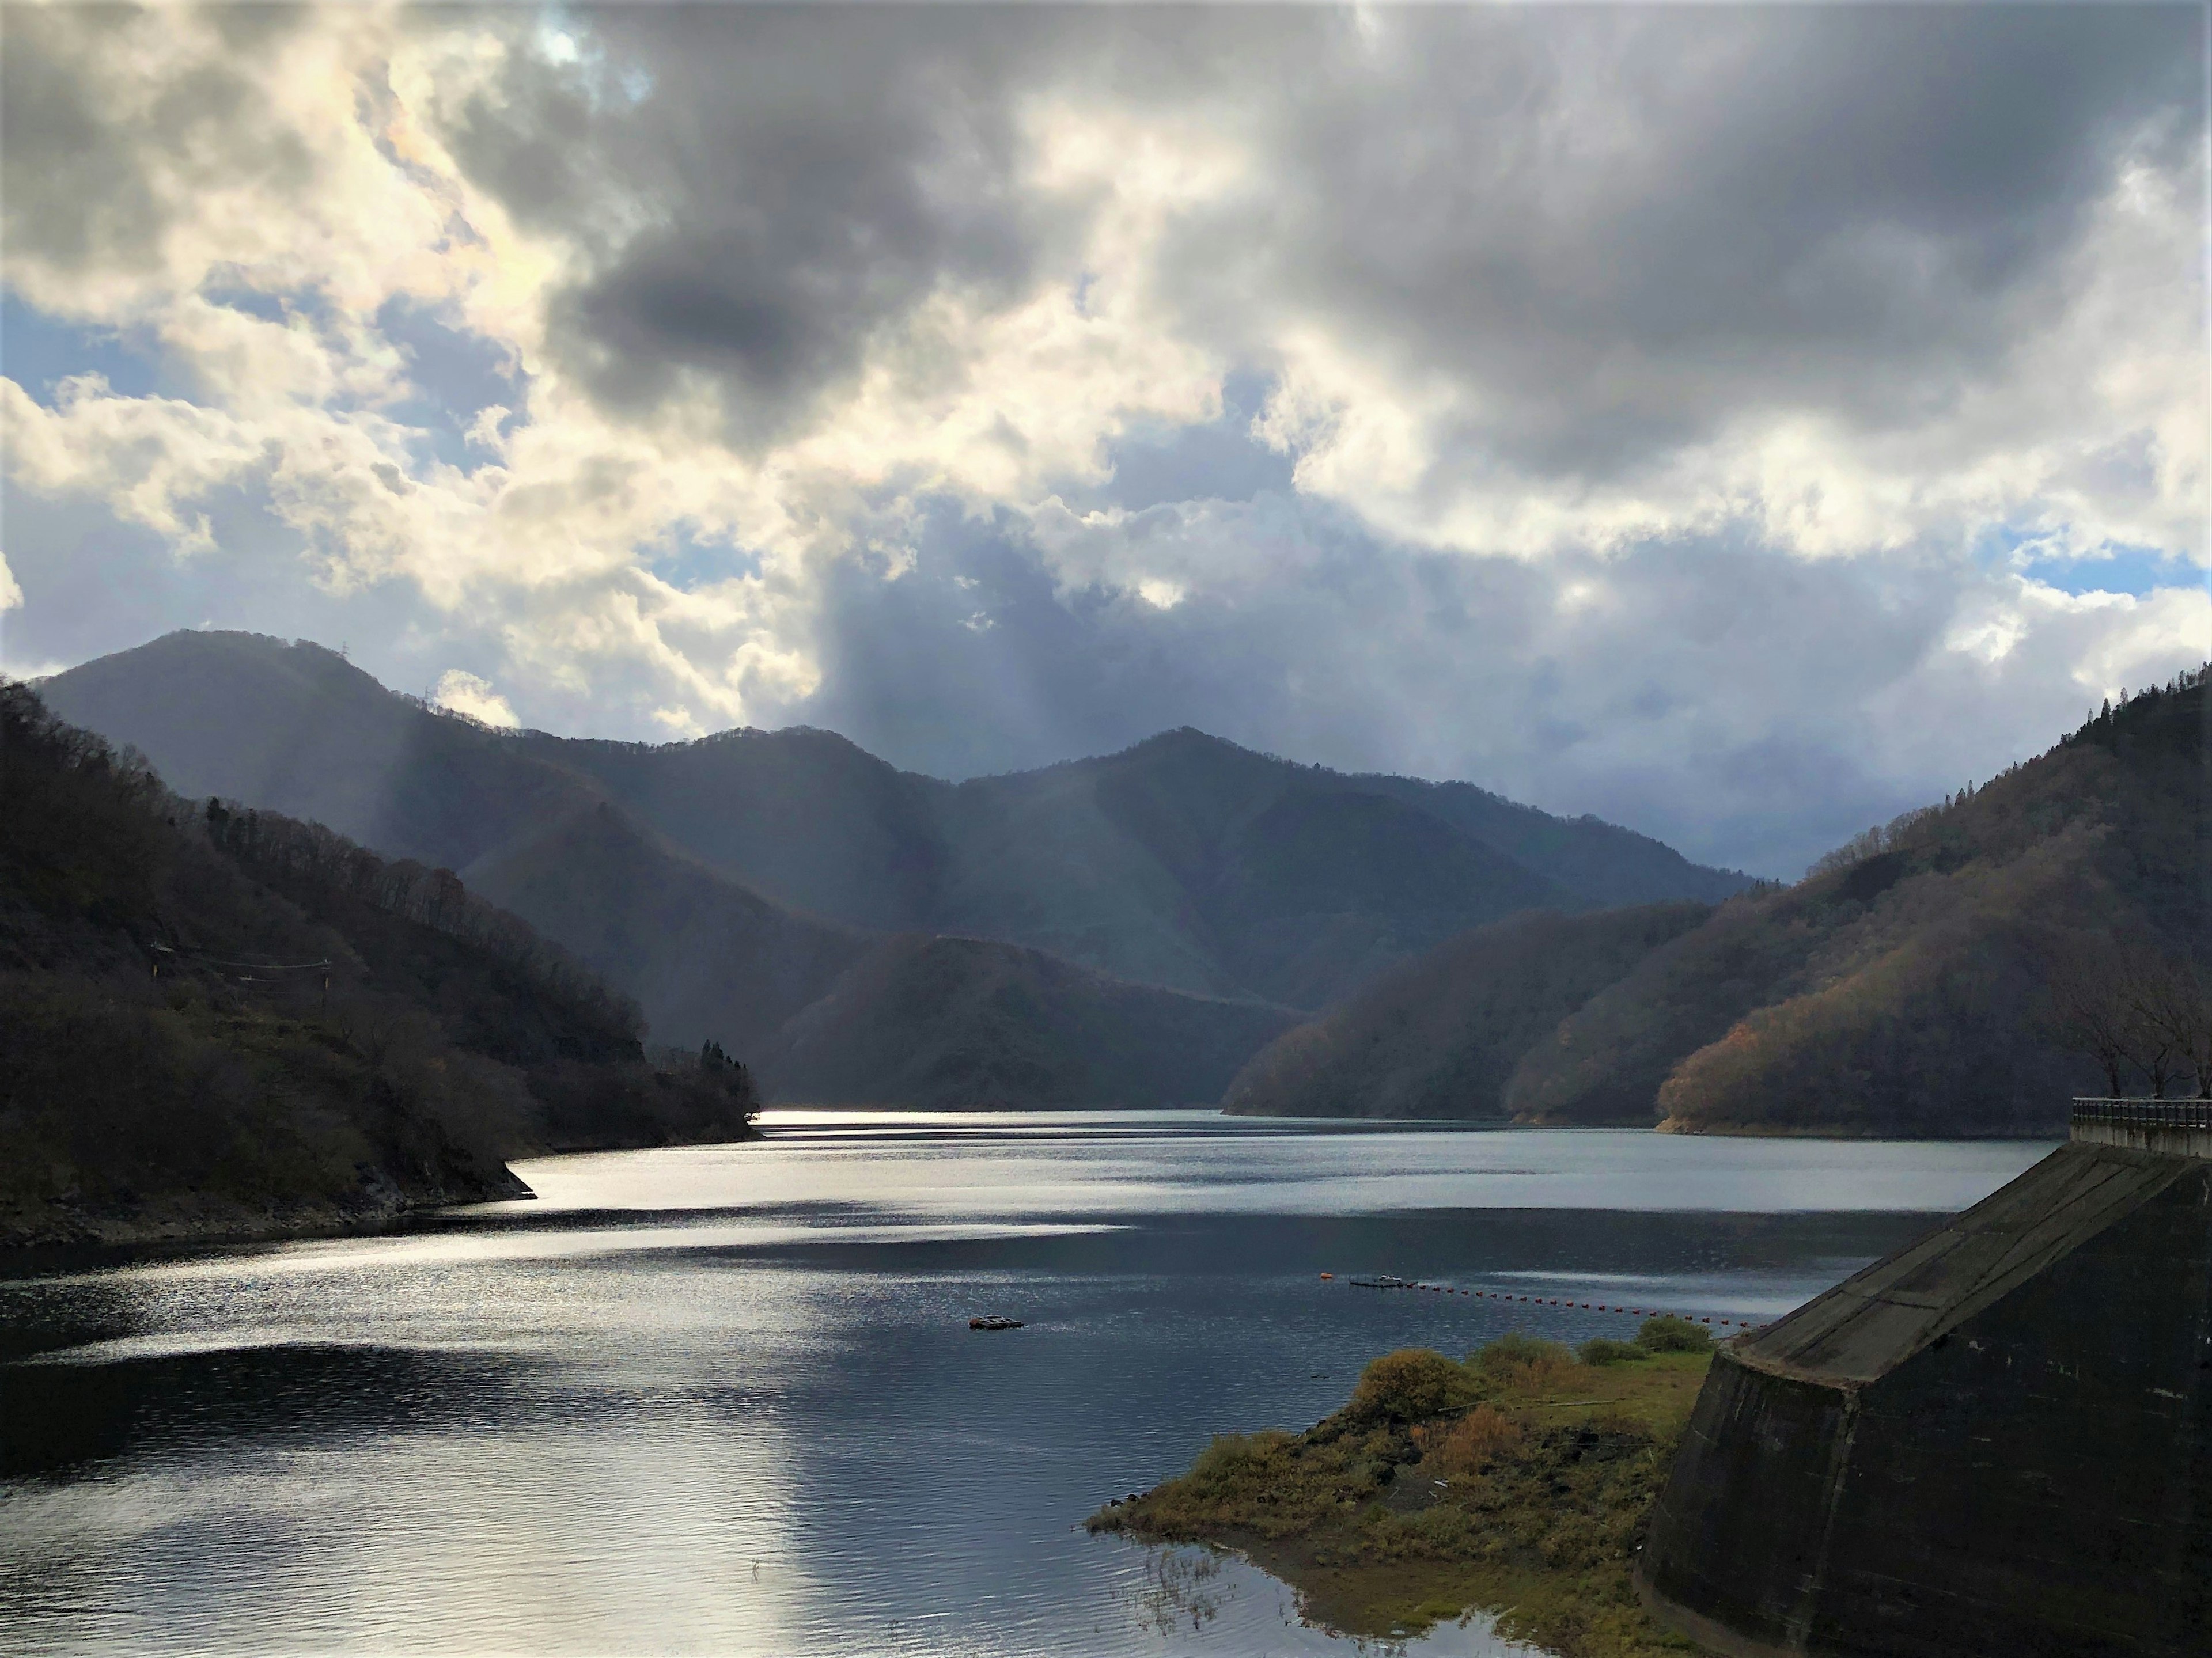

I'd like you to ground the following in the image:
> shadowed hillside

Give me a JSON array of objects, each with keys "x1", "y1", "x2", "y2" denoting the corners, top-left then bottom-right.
[
  {"x1": 0, "y1": 685, "x2": 758, "y2": 1246},
  {"x1": 761, "y1": 935, "x2": 1297, "y2": 1109},
  {"x1": 1222, "y1": 904, "x2": 1714, "y2": 1119},
  {"x1": 38, "y1": 633, "x2": 1301, "y2": 1106},
  {"x1": 1503, "y1": 669, "x2": 2211, "y2": 1135},
  {"x1": 543, "y1": 722, "x2": 1749, "y2": 1006},
  {"x1": 42, "y1": 629, "x2": 1745, "y2": 1015},
  {"x1": 1225, "y1": 670, "x2": 2208, "y2": 1135}
]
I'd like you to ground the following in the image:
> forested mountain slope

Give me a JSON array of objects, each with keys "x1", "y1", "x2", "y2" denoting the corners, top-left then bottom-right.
[
  {"x1": 46, "y1": 629, "x2": 1744, "y2": 1018},
  {"x1": 538, "y1": 722, "x2": 1748, "y2": 1006},
  {"x1": 1512, "y1": 671, "x2": 2207, "y2": 1134},
  {"x1": 1221, "y1": 904, "x2": 1714, "y2": 1119},
  {"x1": 38, "y1": 633, "x2": 1298, "y2": 1105},
  {"x1": 759, "y1": 935, "x2": 1296, "y2": 1109},
  {"x1": 1230, "y1": 670, "x2": 2207, "y2": 1135},
  {"x1": 0, "y1": 686, "x2": 757, "y2": 1246}
]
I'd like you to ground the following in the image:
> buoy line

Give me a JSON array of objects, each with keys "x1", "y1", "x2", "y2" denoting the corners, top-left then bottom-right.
[{"x1": 1321, "y1": 1272, "x2": 1766, "y2": 1331}]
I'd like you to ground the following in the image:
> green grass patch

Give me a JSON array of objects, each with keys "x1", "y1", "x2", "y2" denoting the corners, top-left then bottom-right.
[
  {"x1": 1089, "y1": 1336, "x2": 1716, "y2": 1656},
  {"x1": 1634, "y1": 1316, "x2": 1715, "y2": 1354}
]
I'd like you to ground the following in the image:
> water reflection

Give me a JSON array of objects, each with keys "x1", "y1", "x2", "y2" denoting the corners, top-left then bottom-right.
[{"x1": 0, "y1": 1114, "x2": 2050, "y2": 1655}]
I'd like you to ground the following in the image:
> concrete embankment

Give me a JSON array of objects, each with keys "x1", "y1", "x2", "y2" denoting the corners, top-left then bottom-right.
[{"x1": 1637, "y1": 1109, "x2": 2212, "y2": 1658}]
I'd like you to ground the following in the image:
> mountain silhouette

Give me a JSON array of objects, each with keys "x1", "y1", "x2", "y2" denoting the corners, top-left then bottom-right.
[{"x1": 43, "y1": 631, "x2": 1745, "y2": 1020}]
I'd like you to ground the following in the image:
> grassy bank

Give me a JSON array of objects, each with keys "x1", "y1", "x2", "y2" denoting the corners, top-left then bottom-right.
[{"x1": 1089, "y1": 1322, "x2": 1717, "y2": 1655}]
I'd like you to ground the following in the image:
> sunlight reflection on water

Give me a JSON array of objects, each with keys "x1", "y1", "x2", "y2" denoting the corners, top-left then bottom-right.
[{"x1": 0, "y1": 1114, "x2": 2050, "y2": 1656}]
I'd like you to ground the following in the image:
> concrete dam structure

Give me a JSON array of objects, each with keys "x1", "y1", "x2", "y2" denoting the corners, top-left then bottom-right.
[{"x1": 1637, "y1": 1102, "x2": 2212, "y2": 1657}]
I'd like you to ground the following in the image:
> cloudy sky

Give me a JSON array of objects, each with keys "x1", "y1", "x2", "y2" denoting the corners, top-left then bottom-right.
[{"x1": 2, "y1": 2, "x2": 2205, "y2": 876}]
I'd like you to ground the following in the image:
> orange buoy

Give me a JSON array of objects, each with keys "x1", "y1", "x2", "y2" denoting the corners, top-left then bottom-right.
[{"x1": 1320, "y1": 1272, "x2": 1334, "y2": 1280}]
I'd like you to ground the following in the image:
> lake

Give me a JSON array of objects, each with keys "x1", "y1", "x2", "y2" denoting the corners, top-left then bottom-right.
[{"x1": 0, "y1": 1112, "x2": 2052, "y2": 1656}]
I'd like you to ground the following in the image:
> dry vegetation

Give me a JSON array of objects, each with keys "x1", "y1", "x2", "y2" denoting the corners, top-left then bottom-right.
[{"x1": 1090, "y1": 1321, "x2": 1718, "y2": 1655}]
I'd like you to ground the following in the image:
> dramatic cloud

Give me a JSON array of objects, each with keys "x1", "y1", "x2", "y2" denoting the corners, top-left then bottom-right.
[
  {"x1": 1, "y1": 2, "x2": 2204, "y2": 873},
  {"x1": 431, "y1": 667, "x2": 518, "y2": 728}
]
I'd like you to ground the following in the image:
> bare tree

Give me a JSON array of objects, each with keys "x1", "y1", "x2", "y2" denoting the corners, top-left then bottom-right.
[
  {"x1": 2044, "y1": 939, "x2": 2212, "y2": 1100},
  {"x1": 2045, "y1": 938, "x2": 2137, "y2": 1098},
  {"x1": 2131, "y1": 955, "x2": 2212, "y2": 1101}
]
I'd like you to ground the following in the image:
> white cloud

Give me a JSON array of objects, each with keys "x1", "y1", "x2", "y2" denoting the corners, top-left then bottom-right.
[
  {"x1": 0, "y1": 549, "x2": 22, "y2": 613},
  {"x1": 0, "y1": 2, "x2": 2203, "y2": 866},
  {"x1": 431, "y1": 667, "x2": 517, "y2": 727}
]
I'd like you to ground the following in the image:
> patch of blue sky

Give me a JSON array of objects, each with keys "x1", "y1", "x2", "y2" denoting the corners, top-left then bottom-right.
[
  {"x1": 1975, "y1": 522, "x2": 2206, "y2": 600},
  {"x1": 372, "y1": 297, "x2": 521, "y2": 472},
  {"x1": 645, "y1": 527, "x2": 762, "y2": 592},
  {"x1": 196, "y1": 280, "x2": 301, "y2": 327},
  {"x1": 1069, "y1": 368, "x2": 1293, "y2": 514},
  {"x1": 1, "y1": 289, "x2": 169, "y2": 404}
]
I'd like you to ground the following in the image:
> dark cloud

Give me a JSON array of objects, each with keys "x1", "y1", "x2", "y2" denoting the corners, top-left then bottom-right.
[
  {"x1": 766, "y1": 499, "x2": 2147, "y2": 876},
  {"x1": 5, "y1": 5, "x2": 2200, "y2": 879},
  {"x1": 442, "y1": 7, "x2": 1082, "y2": 445},
  {"x1": 1171, "y1": 3, "x2": 2200, "y2": 477},
  {"x1": 1, "y1": 5, "x2": 314, "y2": 285},
  {"x1": 441, "y1": 5, "x2": 2199, "y2": 477},
  {"x1": 0, "y1": 6, "x2": 175, "y2": 279}
]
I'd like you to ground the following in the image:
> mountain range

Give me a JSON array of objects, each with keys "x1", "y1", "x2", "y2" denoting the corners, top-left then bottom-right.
[
  {"x1": 38, "y1": 630, "x2": 1747, "y2": 1106},
  {"x1": 1226, "y1": 669, "x2": 2210, "y2": 1135}
]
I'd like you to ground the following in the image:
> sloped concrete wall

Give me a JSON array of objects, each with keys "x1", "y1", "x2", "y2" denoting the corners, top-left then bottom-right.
[
  {"x1": 2072, "y1": 1119, "x2": 2212, "y2": 1160},
  {"x1": 1639, "y1": 1157, "x2": 2212, "y2": 1657},
  {"x1": 1635, "y1": 1354, "x2": 1852, "y2": 1657}
]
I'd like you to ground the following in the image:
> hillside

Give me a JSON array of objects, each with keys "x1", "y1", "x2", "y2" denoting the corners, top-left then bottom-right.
[
  {"x1": 41, "y1": 629, "x2": 1745, "y2": 1014},
  {"x1": 1221, "y1": 904, "x2": 1713, "y2": 1119},
  {"x1": 760, "y1": 935, "x2": 1296, "y2": 1108},
  {"x1": 0, "y1": 685, "x2": 759, "y2": 1247},
  {"x1": 1626, "y1": 671, "x2": 2209, "y2": 1135},
  {"x1": 37, "y1": 632, "x2": 1300, "y2": 1106},
  {"x1": 541, "y1": 723, "x2": 1749, "y2": 1006},
  {"x1": 1229, "y1": 670, "x2": 2208, "y2": 1135}
]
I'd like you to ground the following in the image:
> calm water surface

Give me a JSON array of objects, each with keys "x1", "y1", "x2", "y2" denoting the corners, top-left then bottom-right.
[{"x1": 0, "y1": 1113, "x2": 2052, "y2": 1656}]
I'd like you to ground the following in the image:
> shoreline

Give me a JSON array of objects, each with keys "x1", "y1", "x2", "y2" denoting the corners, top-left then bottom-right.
[
  {"x1": 0, "y1": 1187, "x2": 531, "y2": 1271},
  {"x1": 1092, "y1": 1326, "x2": 1718, "y2": 1655}
]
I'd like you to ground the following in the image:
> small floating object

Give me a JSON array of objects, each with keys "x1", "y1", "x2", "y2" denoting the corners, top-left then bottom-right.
[
  {"x1": 969, "y1": 1316, "x2": 1025, "y2": 1331},
  {"x1": 1319, "y1": 1272, "x2": 1334, "y2": 1280}
]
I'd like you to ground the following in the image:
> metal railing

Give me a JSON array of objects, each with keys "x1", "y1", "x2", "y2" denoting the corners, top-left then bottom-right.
[{"x1": 2072, "y1": 1098, "x2": 2212, "y2": 1131}]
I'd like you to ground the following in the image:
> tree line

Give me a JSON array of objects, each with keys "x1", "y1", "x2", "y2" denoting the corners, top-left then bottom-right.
[
  {"x1": 2048, "y1": 943, "x2": 2212, "y2": 1101},
  {"x1": 203, "y1": 799, "x2": 646, "y2": 1048}
]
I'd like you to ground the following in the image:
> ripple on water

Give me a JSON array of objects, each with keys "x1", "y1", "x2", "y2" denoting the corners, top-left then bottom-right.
[{"x1": 0, "y1": 1114, "x2": 2043, "y2": 1655}]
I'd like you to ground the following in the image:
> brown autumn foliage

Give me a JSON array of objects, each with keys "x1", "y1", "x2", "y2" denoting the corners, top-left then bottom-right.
[
  {"x1": 1347, "y1": 1348, "x2": 1484, "y2": 1424},
  {"x1": 1228, "y1": 666, "x2": 2206, "y2": 1136},
  {"x1": 1414, "y1": 1403, "x2": 1525, "y2": 1475},
  {"x1": 1527, "y1": 667, "x2": 2209, "y2": 1135}
]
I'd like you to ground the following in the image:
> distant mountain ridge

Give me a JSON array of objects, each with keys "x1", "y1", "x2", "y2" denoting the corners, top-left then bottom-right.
[
  {"x1": 40, "y1": 632, "x2": 1744, "y2": 1025},
  {"x1": 36, "y1": 632, "x2": 1314, "y2": 1105},
  {"x1": 1222, "y1": 903, "x2": 1716, "y2": 1120},
  {"x1": 520, "y1": 706, "x2": 1748, "y2": 1007}
]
